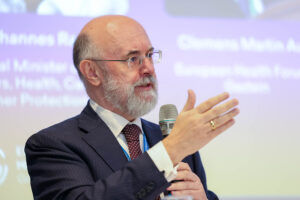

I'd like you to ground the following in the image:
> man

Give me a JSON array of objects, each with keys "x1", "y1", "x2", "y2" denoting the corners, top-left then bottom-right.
[{"x1": 25, "y1": 15, "x2": 239, "y2": 200}]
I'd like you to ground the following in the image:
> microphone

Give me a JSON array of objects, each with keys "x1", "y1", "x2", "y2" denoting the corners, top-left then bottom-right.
[
  {"x1": 159, "y1": 104, "x2": 180, "y2": 196},
  {"x1": 159, "y1": 104, "x2": 178, "y2": 138}
]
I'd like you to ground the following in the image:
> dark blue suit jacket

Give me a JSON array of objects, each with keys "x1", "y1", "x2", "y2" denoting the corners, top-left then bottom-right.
[{"x1": 25, "y1": 103, "x2": 218, "y2": 200}]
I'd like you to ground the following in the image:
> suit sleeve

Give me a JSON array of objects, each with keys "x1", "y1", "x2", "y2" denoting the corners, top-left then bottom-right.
[{"x1": 25, "y1": 132, "x2": 169, "y2": 200}]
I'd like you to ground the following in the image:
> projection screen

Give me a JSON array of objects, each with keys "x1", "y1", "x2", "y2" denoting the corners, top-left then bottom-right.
[{"x1": 0, "y1": 0, "x2": 299, "y2": 199}]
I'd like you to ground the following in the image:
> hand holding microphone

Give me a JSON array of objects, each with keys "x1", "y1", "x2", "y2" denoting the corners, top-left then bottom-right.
[
  {"x1": 158, "y1": 91, "x2": 236, "y2": 199},
  {"x1": 167, "y1": 162, "x2": 208, "y2": 200},
  {"x1": 158, "y1": 105, "x2": 208, "y2": 200},
  {"x1": 162, "y1": 90, "x2": 239, "y2": 165}
]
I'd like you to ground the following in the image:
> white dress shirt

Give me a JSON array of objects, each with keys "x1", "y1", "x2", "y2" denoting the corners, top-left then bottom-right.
[{"x1": 89, "y1": 99, "x2": 177, "y2": 182}]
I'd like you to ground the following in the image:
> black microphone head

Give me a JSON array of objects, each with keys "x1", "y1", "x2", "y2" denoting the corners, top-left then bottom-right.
[{"x1": 159, "y1": 104, "x2": 178, "y2": 137}]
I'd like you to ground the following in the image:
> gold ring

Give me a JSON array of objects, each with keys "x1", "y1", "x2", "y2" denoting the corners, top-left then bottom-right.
[{"x1": 210, "y1": 120, "x2": 216, "y2": 130}]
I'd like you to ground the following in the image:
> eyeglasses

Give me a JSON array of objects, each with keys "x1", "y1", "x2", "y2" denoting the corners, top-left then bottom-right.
[{"x1": 86, "y1": 49, "x2": 162, "y2": 69}]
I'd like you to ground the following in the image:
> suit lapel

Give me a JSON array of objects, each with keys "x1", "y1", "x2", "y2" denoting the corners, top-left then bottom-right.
[
  {"x1": 77, "y1": 104, "x2": 164, "y2": 172},
  {"x1": 78, "y1": 104, "x2": 128, "y2": 172},
  {"x1": 141, "y1": 119, "x2": 163, "y2": 148}
]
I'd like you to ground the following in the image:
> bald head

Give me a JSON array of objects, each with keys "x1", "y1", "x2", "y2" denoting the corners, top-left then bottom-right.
[
  {"x1": 72, "y1": 15, "x2": 157, "y2": 120},
  {"x1": 73, "y1": 15, "x2": 152, "y2": 78},
  {"x1": 82, "y1": 15, "x2": 151, "y2": 56}
]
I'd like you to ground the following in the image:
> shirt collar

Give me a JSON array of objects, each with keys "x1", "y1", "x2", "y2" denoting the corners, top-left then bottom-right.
[{"x1": 89, "y1": 99, "x2": 142, "y2": 138}]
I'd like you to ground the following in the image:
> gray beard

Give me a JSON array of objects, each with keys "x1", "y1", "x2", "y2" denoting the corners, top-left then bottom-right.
[{"x1": 102, "y1": 75, "x2": 158, "y2": 119}]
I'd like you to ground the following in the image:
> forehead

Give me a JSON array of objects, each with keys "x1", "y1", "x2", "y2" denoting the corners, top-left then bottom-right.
[{"x1": 104, "y1": 20, "x2": 153, "y2": 56}]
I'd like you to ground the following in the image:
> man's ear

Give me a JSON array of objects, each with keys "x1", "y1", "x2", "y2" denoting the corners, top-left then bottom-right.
[{"x1": 79, "y1": 60, "x2": 102, "y2": 86}]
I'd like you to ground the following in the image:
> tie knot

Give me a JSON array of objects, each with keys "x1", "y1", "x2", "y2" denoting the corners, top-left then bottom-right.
[{"x1": 122, "y1": 124, "x2": 141, "y2": 142}]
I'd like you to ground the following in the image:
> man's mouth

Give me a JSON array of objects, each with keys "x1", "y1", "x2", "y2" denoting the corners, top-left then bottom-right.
[{"x1": 135, "y1": 83, "x2": 153, "y2": 91}]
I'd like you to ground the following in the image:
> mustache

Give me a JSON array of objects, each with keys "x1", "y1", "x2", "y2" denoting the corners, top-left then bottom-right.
[{"x1": 133, "y1": 76, "x2": 157, "y2": 87}]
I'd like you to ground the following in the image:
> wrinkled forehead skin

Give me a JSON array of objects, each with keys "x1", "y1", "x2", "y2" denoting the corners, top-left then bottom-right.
[{"x1": 80, "y1": 15, "x2": 152, "y2": 58}]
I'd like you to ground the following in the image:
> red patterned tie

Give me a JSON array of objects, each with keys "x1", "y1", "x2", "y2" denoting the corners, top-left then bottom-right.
[
  {"x1": 122, "y1": 124, "x2": 160, "y2": 200},
  {"x1": 123, "y1": 124, "x2": 142, "y2": 160},
  {"x1": 123, "y1": 124, "x2": 160, "y2": 200}
]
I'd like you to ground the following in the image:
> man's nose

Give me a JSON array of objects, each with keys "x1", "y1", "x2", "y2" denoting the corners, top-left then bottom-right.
[{"x1": 139, "y1": 57, "x2": 155, "y2": 76}]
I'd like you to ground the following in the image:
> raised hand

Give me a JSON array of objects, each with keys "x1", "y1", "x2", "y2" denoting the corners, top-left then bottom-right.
[{"x1": 163, "y1": 90, "x2": 239, "y2": 165}]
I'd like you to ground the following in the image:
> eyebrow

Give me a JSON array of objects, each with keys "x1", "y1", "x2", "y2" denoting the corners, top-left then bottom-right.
[{"x1": 125, "y1": 47, "x2": 154, "y2": 57}]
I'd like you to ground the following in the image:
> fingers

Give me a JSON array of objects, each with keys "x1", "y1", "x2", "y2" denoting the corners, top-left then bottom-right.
[
  {"x1": 171, "y1": 190, "x2": 207, "y2": 200},
  {"x1": 204, "y1": 98, "x2": 239, "y2": 122},
  {"x1": 177, "y1": 162, "x2": 191, "y2": 171},
  {"x1": 168, "y1": 171, "x2": 206, "y2": 200},
  {"x1": 182, "y1": 89, "x2": 196, "y2": 112},
  {"x1": 196, "y1": 92, "x2": 230, "y2": 113},
  {"x1": 209, "y1": 108, "x2": 240, "y2": 129},
  {"x1": 171, "y1": 163, "x2": 200, "y2": 185},
  {"x1": 168, "y1": 179, "x2": 200, "y2": 191},
  {"x1": 168, "y1": 163, "x2": 207, "y2": 200},
  {"x1": 209, "y1": 118, "x2": 236, "y2": 138},
  {"x1": 164, "y1": 91, "x2": 239, "y2": 164},
  {"x1": 173, "y1": 170, "x2": 200, "y2": 182}
]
